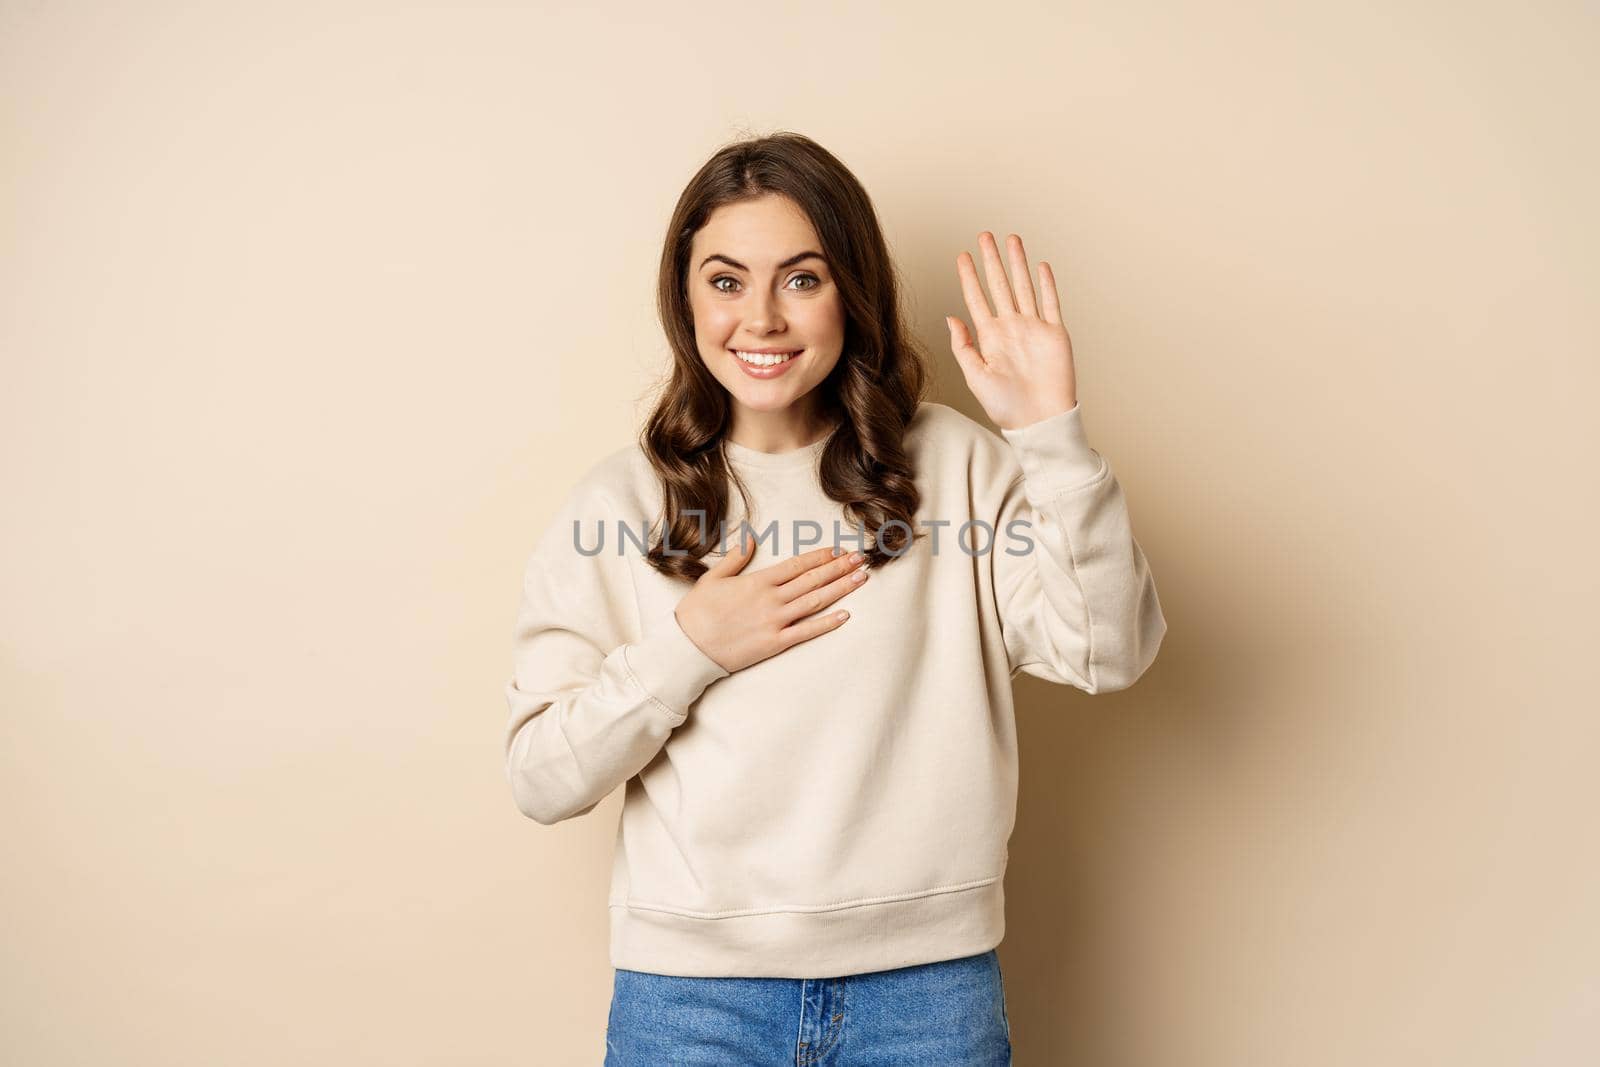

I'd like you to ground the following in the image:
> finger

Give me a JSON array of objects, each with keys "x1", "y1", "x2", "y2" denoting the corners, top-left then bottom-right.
[
  {"x1": 956, "y1": 249, "x2": 994, "y2": 325},
  {"x1": 779, "y1": 561, "x2": 869, "y2": 624},
  {"x1": 712, "y1": 527, "x2": 755, "y2": 575},
  {"x1": 1006, "y1": 234, "x2": 1039, "y2": 317},
  {"x1": 776, "y1": 548, "x2": 865, "y2": 601},
  {"x1": 978, "y1": 231, "x2": 1018, "y2": 316},
  {"x1": 1037, "y1": 260, "x2": 1064, "y2": 326},
  {"x1": 761, "y1": 544, "x2": 843, "y2": 586},
  {"x1": 945, "y1": 315, "x2": 987, "y2": 377},
  {"x1": 776, "y1": 604, "x2": 851, "y2": 650}
]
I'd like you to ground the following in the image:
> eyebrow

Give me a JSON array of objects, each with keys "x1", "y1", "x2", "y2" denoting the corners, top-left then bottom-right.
[{"x1": 698, "y1": 251, "x2": 826, "y2": 272}]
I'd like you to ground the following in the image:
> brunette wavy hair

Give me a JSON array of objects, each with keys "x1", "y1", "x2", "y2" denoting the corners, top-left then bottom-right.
[{"x1": 640, "y1": 131, "x2": 929, "y2": 582}]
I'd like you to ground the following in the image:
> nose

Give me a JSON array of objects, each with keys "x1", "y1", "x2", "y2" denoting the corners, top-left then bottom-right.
[{"x1": 745, "y1": 287, "x2": 786, "y2": 334}]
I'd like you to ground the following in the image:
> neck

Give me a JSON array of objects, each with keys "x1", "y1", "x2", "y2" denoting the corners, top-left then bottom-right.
[{"x1": 727, "y1": 400, "x2": 837, "y2": 454}]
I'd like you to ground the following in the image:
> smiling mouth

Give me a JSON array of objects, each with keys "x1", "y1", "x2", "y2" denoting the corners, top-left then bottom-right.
[{"x1": 730, "y1": 348, "x2": 803, "y2": 367}]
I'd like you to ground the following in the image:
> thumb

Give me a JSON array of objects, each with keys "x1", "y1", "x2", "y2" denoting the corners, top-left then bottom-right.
[
  {"x1": 711, "y1": 526, "x2": 755, "y2": 576},
  {"x1": 945, "y1": 316, "x2": 985, "y2": 379}
]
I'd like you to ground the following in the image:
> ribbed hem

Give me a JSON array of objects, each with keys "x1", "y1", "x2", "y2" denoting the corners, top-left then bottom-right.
[
  {"x1": 620, "y1": 611, "x2": 731, "y2": 726},
  {"x1": 607, "y1": 874, "x2": 1007, "y2": 978},
  {"x1": 999, "y1": 403, "x2": 1107, "y2": 500}
]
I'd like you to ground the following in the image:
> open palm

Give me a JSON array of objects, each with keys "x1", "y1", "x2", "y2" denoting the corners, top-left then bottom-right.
[{"x1": 946, "y1": 231, "x2": 1078, "y2": 431}]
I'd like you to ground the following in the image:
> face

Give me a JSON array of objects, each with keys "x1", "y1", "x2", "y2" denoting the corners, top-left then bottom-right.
[{"x1": 686, "y1": 194, "x2": 846, "y2": 429}]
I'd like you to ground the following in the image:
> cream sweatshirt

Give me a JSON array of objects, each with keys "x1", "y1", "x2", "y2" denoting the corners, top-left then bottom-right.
[{"x1": 502, "y1": 400, "x2": 1166, "y2": 978}]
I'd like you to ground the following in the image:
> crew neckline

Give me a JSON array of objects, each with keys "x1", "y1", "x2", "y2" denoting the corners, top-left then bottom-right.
[{"x1": 722, "y1": 432, "x2": 831, "y2": 471}]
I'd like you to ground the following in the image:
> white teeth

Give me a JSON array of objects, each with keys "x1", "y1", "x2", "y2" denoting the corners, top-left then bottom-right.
[{"x1": 734, "y1": 349, "x2": 799, "y2": 367}]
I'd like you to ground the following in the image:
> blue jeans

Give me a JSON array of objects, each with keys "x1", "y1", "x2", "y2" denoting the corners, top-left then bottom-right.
[{"x1": 604, "y1": 948, "x2": 1012, "y2": 1065}]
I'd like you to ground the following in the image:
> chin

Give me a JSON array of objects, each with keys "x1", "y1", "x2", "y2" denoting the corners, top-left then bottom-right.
[{"x1": 731, "y1": 388, "x2": 807, "y2": 411}]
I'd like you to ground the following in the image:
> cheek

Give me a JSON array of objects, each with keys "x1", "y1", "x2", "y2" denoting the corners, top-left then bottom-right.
[
  {"x1": 805, "y1": 293, "x2": 846, "y2": 336},
  {"x1": 689, "y1": 292, "x2": 731, "y2": 327}
]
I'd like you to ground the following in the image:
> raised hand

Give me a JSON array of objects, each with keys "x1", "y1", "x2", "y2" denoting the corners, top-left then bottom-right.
[{"x1": 946, "y1": 231, "x2": 1078, "y2": 430}]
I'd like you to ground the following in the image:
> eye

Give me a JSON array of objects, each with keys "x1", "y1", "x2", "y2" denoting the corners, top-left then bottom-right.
[{"x1": 707, "y1": 272, "x2": 824, "y2": 294}]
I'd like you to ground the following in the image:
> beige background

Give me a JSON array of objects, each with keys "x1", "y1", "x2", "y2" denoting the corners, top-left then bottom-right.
[{"x1": 3, "y1": 2, "x2": 1596, "y2": 1064}]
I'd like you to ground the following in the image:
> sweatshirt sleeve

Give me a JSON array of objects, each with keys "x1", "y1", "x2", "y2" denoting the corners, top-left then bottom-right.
[
  {"x1": 991, "y1": 403, "x2": 1167, "y2": 693},
  {"x1": 503, "y1": 484, "x2": 731, "y2": 825}
]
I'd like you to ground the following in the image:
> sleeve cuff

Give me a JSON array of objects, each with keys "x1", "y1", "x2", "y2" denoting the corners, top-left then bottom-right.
[
  {"x1": 619, "y1": 609, "x2": 731, "y2": 723},
  {"x1": 999, "y1": 403, "x2": 1107, "y2": 499}
]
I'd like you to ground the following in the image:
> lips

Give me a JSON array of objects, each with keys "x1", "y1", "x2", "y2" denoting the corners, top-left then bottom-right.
[
  {"x1": 730, "y1": 347, "x2": 804, "y2": 378},
  {"x1": 731, "y1": 348, "x2": 802, "y2": 366}
]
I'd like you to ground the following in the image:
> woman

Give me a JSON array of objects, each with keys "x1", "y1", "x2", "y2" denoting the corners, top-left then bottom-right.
[{"x1": 503, "y1": 131, "x2": 1167, "y2": 1065}]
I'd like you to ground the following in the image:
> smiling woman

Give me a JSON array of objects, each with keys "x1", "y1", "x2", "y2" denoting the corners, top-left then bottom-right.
[
  {"x1": 690, "y1": 200, "x2": 846, "y2": 419},
  {"x1": 644, "y1": 133, "x2": 931, "y2": 582},
  {"x1": 503, "y1": 129, "x2": 1167, "y2": 1067}
]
